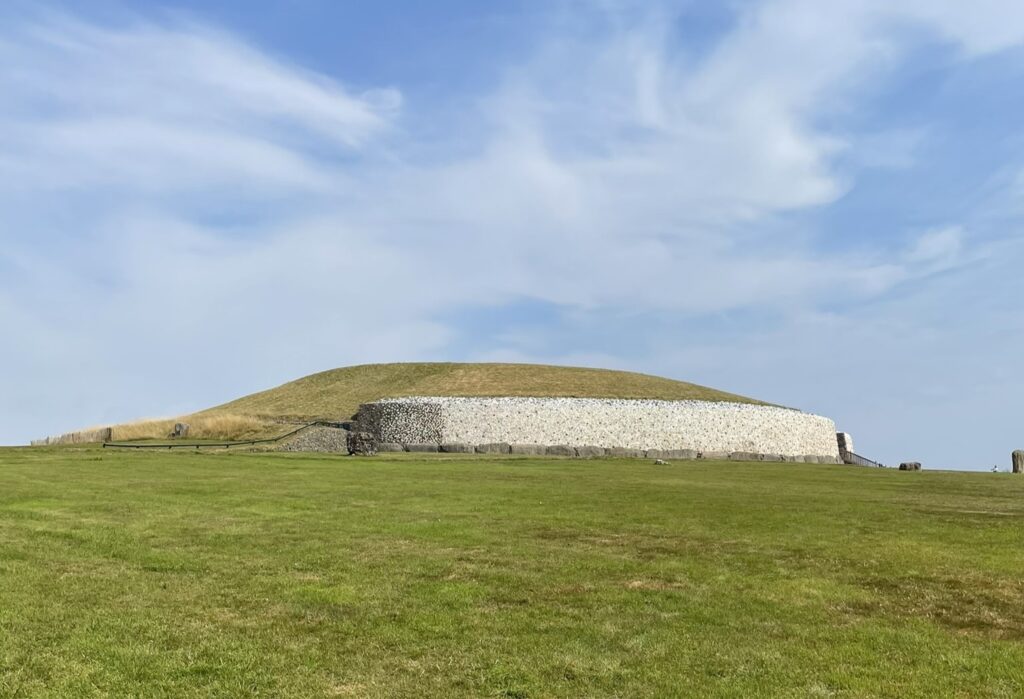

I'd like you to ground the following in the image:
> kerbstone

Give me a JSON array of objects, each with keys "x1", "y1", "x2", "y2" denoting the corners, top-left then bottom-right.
[
  {"x1": 729, "y1": 451, "x2": 760, "y2": 462},
  {"x1": 607, "y1": 447, "x2": 645, "y2": 458},
  {"x1": 575, "y1": 446, "x2": 607, "y2": 458},
  {"x1": 406, "y1": 443, "x2": 439, "y2": 453},
  {"x1": 440, "y1": 443, "x2": 474, "y2": 453},
  {"x1": 545, "y1": 445, "x2": 575, "y2": 457},
  {"x1": 700, "y1": 451, "x2": 729, "y2": 461},
  {"x1": 475, "y1": 443, "x2": 511, "y2": 454},
  {"x1": 377, "y1": 443, "x2": 405, "y2": 452},
  {"x1": 510, "y1": 444, "x2": 546, "y2": 455}
]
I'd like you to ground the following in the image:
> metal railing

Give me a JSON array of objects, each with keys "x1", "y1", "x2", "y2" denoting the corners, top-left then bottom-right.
[
  {"x1": 102, "y1": 421, "x2": 349, "y2": 450},
  {"x1": 841, "y1": 449, "x2": 885, "y2": 468}
]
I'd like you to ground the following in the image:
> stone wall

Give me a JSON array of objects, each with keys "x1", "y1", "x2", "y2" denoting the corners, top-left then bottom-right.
[
  {"x1": 356, "y1": 397, "x2": 841, "y2": 460},
  {"x1": 277, "y1": 425, "x2": 350, "y2": 453}
]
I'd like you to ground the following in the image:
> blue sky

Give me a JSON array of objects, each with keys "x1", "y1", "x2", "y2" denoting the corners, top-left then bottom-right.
[{"x1": 2, "y1": 1, "x2": 1023, "y2": 470}]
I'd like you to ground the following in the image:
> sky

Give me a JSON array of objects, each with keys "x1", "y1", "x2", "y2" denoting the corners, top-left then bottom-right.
[{"x1": 1, "y1": 1, "x2": 1022, "y2": 470}]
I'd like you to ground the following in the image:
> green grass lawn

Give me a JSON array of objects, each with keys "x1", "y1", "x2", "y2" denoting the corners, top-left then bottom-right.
[{"x1": 1, "y1": 448, "x2": 1022, "y2": 697}]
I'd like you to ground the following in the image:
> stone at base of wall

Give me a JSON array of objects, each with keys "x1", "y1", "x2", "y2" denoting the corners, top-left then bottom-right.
[
  {"x1": 440, "y1": 443, "x2": 474, "y2": 453},
  {"x1": 406, "y1": 443, "x2": 440, "y2": 453},
  {"x1": 510, "y1": 444, "x2": 545, "y2": 455},
  {"x1": 729, "y1": 451, "x2": 759, "y2": 461},
  {"x1": 699, "y1": 451, "x2": 729, "y2": 461},
  {"x1": 648, "y1": 449, "x2": 698, "y2": 460},
  {"x1": 377, "y1": 442, "x2": 842, "y2": 463},
  {"x1": 476, "y1": 442, "x2": 511, "y2": 454}
]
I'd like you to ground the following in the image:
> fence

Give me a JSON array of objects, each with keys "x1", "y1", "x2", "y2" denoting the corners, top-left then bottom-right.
[{"x1": 101, "y1": 421, "x2": 349, "y2": 450}]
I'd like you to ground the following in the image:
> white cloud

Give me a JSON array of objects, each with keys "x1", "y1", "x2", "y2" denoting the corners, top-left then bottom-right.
[{"x1": 1, "y1": 2, "x2": 1024, "y2": 463}]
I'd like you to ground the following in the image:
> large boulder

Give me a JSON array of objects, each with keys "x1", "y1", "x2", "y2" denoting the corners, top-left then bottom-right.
[
  {"x1": 346, "y1": 431, "x2": 378, "y2": 456},
  {"x1": 575, "y1": 446, "x2": 607, "y2": 458},
  {"x1": 836, "y1": 432, "x2": 854, "y2": 454},
  {"x1": 509, "y1": 444, "x2": 545, "y2": 455},
  {"x1": 172, "y1": 423, "x2": 190, "y2": 439},
  {"x1": 405, "y1": 443, "x2": 440, "y2": 453},
  {"x1": 899, "y1": 461, "x2": 922, "y2": 471},
  {"x1": 440, "y1": 443, "x2": 474, "y2": 453},
  {"x1": 475, "y1": 443, "x2": 511, "y2": 454},
  {"x1": 1012, "y1": 450, "x2": 1024, "y2": 474}
]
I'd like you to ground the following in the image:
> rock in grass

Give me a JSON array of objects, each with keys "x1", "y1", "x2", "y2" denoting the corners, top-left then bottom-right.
[
  {"x1": 1012, "y1": 450, "x2": 1024, "y2": 474},
  {"x1": 899, "y1": 461, "x2": 922, "y2": 471},
  {"x1": 172, "y1": 423, "x2": 190, "y2": 438},
  {"x1": 653, "y1": 459, "x2": 668, "y2": 465},
  {"x1": 346, "y1": 431, "x2": 377, "y2": 456}
]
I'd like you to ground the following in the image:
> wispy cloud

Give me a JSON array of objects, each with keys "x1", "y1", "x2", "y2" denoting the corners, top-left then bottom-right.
[{"x1": 1, "y1": 2, "x2": 1023, "y2": 469}]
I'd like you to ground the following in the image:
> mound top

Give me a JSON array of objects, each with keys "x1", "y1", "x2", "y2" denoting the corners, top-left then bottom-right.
[{"x1": 201, "y1": 362, "x2": 766, "y2": 423}]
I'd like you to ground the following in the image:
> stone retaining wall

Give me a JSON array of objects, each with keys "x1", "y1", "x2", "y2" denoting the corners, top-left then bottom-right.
[{"x1": 356, "y1": 397, "x2": 841, "y2": 460}]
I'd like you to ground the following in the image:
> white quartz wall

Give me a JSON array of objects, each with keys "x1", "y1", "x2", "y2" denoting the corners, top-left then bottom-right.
[{"x1": 358, "y1": 397, "x2": 840, "y2": 458}]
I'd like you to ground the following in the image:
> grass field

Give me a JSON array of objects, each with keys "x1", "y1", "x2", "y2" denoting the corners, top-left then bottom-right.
[{"x1": 2, "y1": 448, "x2": 1022, "y2": 697}]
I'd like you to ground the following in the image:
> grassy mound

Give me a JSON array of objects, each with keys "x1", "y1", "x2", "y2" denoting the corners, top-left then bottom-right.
[
  {"x1": 105, "y1": 363, "x2": 763, "y2": 442},
  {"x1": 202, "y1": 362, "x2": 763, "y2": 421}
]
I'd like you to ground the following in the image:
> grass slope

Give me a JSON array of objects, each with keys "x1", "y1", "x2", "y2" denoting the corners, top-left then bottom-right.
[
  {"x1": 2, "y1": 448, "x2": 1023, "y2": 697},
  {"x1": 203, "y1": 362, "x2": 763, "y2": 423}
]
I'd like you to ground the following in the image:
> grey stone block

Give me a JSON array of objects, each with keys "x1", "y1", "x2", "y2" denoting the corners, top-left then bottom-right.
[
  {"x1": 836, "y1": 432, "x2": 854, "y2": 454},
  {"x1": 699, "y1": 451, "x2": 729, "y2": 461},
  {"x1": 761, "y1": 454, "x2": 783, "y2": 462},
  {"x1": 607, "y1": 447, "x2": 645, "y2": 458},
  {"x1": 475, "y1": 442, "x2": 511, "y2": 454},
  {"x1": 377, "y1": 443, "x2": 405, "y2": 452},
  {"x1": 346, "y1": 431, "x2": 377, "y2": 456},
  {"x1": 440, "y1": 443, "x2": 474, "y2": 453},
  {"x1": 1012, "y1": 450, "x2": 1024, "y2": 474},
  {"x1": 575, "y1": 445, "x2": 607, "y2": 458},
  {"x1": 665, "y1": 449, "x2": 698, "y2": 460},
  {"x1": 899, "y1": 461, "x2": 922, "y2": 471},
  {"x1": 545, "y1": 445, "x2": 575, "y2": 457},
  {"x1": 647, "y1": 449, "x2": 697, "y2": 460},
  {"x1": 729, "y1": 451, "x2": 760, "y2": 462},
  {"x1": 406, "y1": 443, "x2": 439, "y2": 453},
  {"x1": 510, "y1": 444, "x2": 546, "y2": 455}
]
